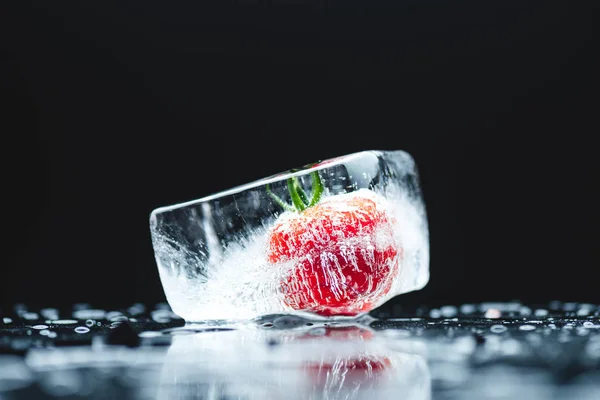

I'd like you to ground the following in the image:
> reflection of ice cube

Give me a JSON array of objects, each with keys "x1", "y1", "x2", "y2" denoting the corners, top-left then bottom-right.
[
  {"x1": 150, "y1": 150, "x2": 429, "y2": 321},
  {"x1": 156, "y1": 326, "x2": 432, "y2": 400}
]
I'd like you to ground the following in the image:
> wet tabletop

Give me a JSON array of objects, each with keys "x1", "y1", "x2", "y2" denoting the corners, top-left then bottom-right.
[{"x1": 1, "y1": 302, "x2": 600, "y2": 399}]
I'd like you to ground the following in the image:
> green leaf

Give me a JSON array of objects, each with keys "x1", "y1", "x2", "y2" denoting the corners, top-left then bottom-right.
[
  {"x1": 287, "y1": 178, "x2": 306, "y2": 212},
  {"x1": 266, "y1": 183, "x2": 295, "y2": 212},
  {"x1": 309, "y1": 171, "x2": 323, "y2": 207}
]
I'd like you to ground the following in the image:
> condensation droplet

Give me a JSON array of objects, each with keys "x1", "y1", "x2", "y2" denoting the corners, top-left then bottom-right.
[
  {"x1": 51, "y1": 319, "x2": 78, "y2": 325},
  {"x1": 485, "y1": 309, "x2": 502, "y2": 319},
  {"x1": 74, "y1": 326, "x2": 90, "y2": 334},
  {"x1": 490, "y1": 325, "x2": 507, "y2": 333},
  {"x1": 519, "y1": 325, "x2": 536, "y2": 331}
]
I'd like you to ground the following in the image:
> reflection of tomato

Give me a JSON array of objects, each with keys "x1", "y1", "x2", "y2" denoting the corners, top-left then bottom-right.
[
  {"x1": 299, "y1": 325, "x2": 375, "y2": 341},
  {"x1": 300, "y1": 326, "x2": 391, "y2": 392}
]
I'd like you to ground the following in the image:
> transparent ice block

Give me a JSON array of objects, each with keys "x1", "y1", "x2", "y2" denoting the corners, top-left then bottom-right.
[{"x1": 150, "y1": 150, "x2": 429, "y2": 321}]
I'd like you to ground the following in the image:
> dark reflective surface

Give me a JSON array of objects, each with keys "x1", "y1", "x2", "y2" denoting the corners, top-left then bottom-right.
[{"x1": 2, "y1": 302, "x2": 600, "y2": 399}]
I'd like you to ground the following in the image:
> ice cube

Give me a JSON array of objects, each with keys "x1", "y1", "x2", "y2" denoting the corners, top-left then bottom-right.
[{"x1": 150, "y1": 150, "x2": 429, "y2": 321}]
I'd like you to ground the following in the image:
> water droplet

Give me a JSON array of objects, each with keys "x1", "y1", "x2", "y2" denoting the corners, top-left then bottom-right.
[
  {"x1": 73, "y1": 309, "x2": 106, "y2": 320},
  {"x1": 85, "y1": 319, "x2": 95, "y2": 327},
  {"x1": 460, "y1": 304, "x2": 476, "y2": 314},
  {"x1": 74, "y1": 327, "x2": 90, "y2": 334},
  {"x1": 490, "y1": 325, "x2": 507, "y2": 333},
  {"x1": 519, "y1": 306, "x2": 532, "y2": 316},
  {"x1": 21, "y1": 312, "x2": 39, "y2": 320},
  {"x1": 39, "y1": 329, "x2": 50, "y2": 336},
  {"x1": 534, "y1": 309, "x2": 548, "y2": 317},
  {"x1": 32, "y1": 325, "x2": 49, "y2": 330},
  {"x1": 51, "y1": 319, "x2": 78, "y2": 325},
  {"x1": 429, "y1": 309, "x2": 441, "y2": 318},
  {"x1": 106, "y1": 311, "x2": 124, "y2": 321},
  {"x1": 139, "y1": 331, "x2": 162, "y2": 338},
  {"x1": 583, "y1": 321, "x2": 597, "y2": 328},
  {"x1": 47, "y1": 331, "x2": 57, "y2": 338},
  {"x1": 519, "y1": 325, "x2": 536, "y2": 331},
  {"x1": 440, "y1": 305, "x2": 457, "y2": 318},
  {"x1": 3, "y1": 317, "x2": 13, "y2": 324},
  {"x1": 109, "y1": 315, "x2": 129, "y2": 322},
  {"x1": 485, "y1": 309, "x2": 502, "y2": 319}
]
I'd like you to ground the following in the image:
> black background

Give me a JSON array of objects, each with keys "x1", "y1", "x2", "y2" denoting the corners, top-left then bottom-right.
[{"x1": 2, "y1": 1, "x2": 598, "y2": 311}]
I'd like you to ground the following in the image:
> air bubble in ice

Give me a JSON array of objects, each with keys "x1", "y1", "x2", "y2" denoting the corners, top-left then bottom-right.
[
  {"x1": 519, "y1": 325, "x2": 536, "y2": 331},
  {"x1": 74, "y1": 327, "x2": 90, "y2": 334},
  {"x1": 32, "y1": 325, "x2": 49, "y2": 330},
  {"x1": 490, "y1": 325, "x2": 507, "y2": 333}
]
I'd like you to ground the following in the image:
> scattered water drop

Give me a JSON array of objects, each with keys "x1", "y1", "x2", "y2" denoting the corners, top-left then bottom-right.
[
  {"x1": 3, "y1": 317, "x2": 13, "y2": 324},
  {"x1": 519, "y1": 325, "x2": 536, "y2": 331},
  {"x1": 21, "y1": 312, "x2": 39, "y2": 320},
  {"x1": 40, "y1": 308, "x2": 58, "y2": 319},
  {"x1": 151, "y1": 310, "x2": 174, "y2": 323},
  {"x1": 440, "y1": 305, "x2": 457, "y2": 318},
  {"x1": 460, "y1": 304, "x2": 476, "y2": 314},
  {"x1": 106, "y1": 311, "x2": 124, "y2": 321},
  {"x1": 534, "y1": 309, "x2": 548, "y2": 317},
  {"x1": 47, "y1": 331, "x2": 57, "y2": 338},
  {"x1": 490, "y1": 325, "x2": 507, "y2": 333},
  {"x1": 139, "y1": 331, "x2": 162, "y2": 338},
  {"x1": 39, "y1": 329, "x2": 50, "y2": 336},
  {"x1": 32, "y1": 325, "x2": 49, "y2": 330},
  {"x1": 73, "y1": 309, "x2": 106, "y2": 320},
  {"x1": 429, "y1": 309, "x2": 441, "y2": 318},
  {"x1": 51, "y1": 319, "x2": 78, "y2": 325},
  {"x1": 583, "y1": 321, "x2": 598, "y2": 328},
  {"x1": 74, "y1": 326, "x2": 90, "y2": 334},
  {"x1": 85, "y1": 319, "x2": 95, "y2": 327},
  {"x1": 519, "y1": 306, "x2": 532, "y2": 316},
  {"x1": 485, "y1": 309, "x2": 502, "y2": 319}
]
